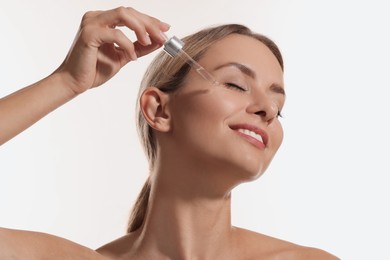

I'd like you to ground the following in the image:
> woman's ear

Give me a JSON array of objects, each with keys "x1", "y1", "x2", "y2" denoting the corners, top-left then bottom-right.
[{"x1": 140, "y1": 87, "x2": 171, "y2": 132}]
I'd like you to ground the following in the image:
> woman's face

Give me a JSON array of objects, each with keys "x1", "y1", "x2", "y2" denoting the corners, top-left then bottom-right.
[{"x1": 167, "y1": 34, "x2": 285, "y2": 181}]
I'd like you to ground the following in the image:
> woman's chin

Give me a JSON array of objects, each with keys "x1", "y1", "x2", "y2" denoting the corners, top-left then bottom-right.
[{"x1": 223, "y1": 161, "x2": 269, "y2": 185}]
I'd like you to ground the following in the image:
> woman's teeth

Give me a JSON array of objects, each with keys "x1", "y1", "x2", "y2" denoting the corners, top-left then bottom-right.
[{"x1": 238, "y1": 129, "x2": 263, "y2": 143}]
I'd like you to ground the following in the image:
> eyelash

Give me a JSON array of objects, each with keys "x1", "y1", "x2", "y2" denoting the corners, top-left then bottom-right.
[
  {"x1": 277, "y1": 111, "x2": 284, "y2": 118},
  {"x1": 224, "y1": 82, "x2": 246, "y2": 91}
]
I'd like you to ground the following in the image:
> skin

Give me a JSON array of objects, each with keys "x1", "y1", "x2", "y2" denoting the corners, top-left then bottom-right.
[
  {"x1": 0, "y1": 6, "x2": 169, "y2": 259},
  {"x1": 0, "y1": 6, "x2": 339, "y2": 260},
  {"x1": 96, "y1": 35, "x2": 339, "y2": 259},
  {"x1": 0, "y1": 7, "x2": 169, "y2": 145}
]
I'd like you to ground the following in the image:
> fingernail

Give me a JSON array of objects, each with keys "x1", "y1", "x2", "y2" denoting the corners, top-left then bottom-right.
[
  {"x1": 161, "y1": 21, "x2": 171, "y2": 29},
  {"x1": 160, "y1": 31, "x2": 169, "y2": 42},
  {"x1": 131, "y1": 51, "x2": 138, "y2": 61},
  {"x1": 144, "y1": 35, "x2": 152, "y2": 45}
]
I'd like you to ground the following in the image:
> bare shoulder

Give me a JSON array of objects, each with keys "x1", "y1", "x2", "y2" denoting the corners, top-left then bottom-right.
[
  {"x1": 96, "y1": 233, "x2": 136, "y2": 258},
  {"x1": 286, "y1": 247, "x2": 340, "y2": 260},
  {"x1": 0, "y1": 227, "x2": 109, "y2": 260},
  {"x1": 234, "y1": 227, "x2": 339, "y2": 260},
  {"x1": 274, "y1": 245, "x2": 340, "y2": 260}
]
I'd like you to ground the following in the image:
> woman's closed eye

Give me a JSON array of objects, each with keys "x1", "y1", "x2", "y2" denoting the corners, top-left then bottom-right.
[{"x1": 224, "y1": 82, "x2": 247, "y2": 92}]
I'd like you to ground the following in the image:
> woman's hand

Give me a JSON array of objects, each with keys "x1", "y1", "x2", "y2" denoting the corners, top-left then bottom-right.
[
  {"x1": 56, "y1": 6, "x2": 170, "y2": 94},
  {"x1": 0, "y1": 6, "x2": 169, "y2": 145}
]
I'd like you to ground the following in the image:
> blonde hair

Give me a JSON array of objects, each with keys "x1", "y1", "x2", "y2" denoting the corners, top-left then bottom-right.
[{"x1": 127, "y1": 24, "x2": 284, "y2": 233}]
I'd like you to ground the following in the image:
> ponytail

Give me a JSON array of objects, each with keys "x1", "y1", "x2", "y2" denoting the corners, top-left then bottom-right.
[{"x1": 127, "y1": 177, "x2": 151, "y2": 233}]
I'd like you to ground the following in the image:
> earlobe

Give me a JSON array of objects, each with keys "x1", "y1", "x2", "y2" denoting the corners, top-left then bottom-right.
[{"x1": 140, "y1": 87, "x2": 171, "y2": 132}]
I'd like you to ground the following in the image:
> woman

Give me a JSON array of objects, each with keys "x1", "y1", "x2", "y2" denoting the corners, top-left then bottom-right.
[{"x1": 0, "y1": 6, "x2": 338, "y2": 259}]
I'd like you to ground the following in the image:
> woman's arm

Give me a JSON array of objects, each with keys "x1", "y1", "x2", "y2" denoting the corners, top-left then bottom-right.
[
  {"x1": 0, "y1": 73, "x2": 78, "y2": 145},
  {"x1": 0, "y1": 6, "x2": 169, "y2": 258},
  {"x1": 0, "y1": 6, "x2": 169, "y2": 145}
]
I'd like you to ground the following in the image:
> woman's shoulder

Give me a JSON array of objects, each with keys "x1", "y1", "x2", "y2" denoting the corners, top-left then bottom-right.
[
  {"x1": 0, "y1": 227, "x2": 108, "y2": 260},
  {"x1": 234, "y1": 227, "x2": 339, "y2": 260},
  {"x1": 96, "y1": 233, "x2": 136, "y2": 258}
]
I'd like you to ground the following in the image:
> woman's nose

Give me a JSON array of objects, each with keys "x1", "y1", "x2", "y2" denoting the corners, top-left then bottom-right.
[{"x1": 247, "y1": 94, "x2": 278, "y2": 124}]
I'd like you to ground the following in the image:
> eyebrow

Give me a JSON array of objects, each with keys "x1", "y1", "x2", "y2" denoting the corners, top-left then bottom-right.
[{"x1": 213, "y1": 62, "x2": 285, "y2": 96}]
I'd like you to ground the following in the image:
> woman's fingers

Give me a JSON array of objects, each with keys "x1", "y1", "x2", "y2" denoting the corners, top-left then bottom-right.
[
  {"x1": 90, "y1": 7, "x2": 169, "y2": 47},
  {"x1": 133, "y1": 41, "x2": 162, "y2": 58},
  {"x1": 57, "y1": 6, "x2": 170, "y2": 93},
  {"x1": 96, "y1": 27, "x2": 138, "y2": 61},
  {"x1": 90, "y1": 26, "x2": 164, "y2": 63}
]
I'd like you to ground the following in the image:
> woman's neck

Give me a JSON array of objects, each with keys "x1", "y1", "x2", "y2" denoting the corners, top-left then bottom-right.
[{"x1": 131, "y1": 166, "x2": 238, "y2": 259}]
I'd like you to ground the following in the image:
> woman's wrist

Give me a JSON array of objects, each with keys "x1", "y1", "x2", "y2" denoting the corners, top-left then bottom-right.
[
  {"x1": 50, "y1": 68, "x2": 88, "y2": 97},
  {"x1": 0, "y1": 72, "x2": 80, "y2": 145}
]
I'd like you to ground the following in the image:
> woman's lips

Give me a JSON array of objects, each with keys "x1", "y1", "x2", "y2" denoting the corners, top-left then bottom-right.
[{"x1": 230, "y1": 124, "x2": 268, "y2": 150}]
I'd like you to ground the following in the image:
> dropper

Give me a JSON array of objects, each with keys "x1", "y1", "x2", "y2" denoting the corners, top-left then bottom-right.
[{"x1": 162, "y1": 33, "x2": 219, "y2": 85}]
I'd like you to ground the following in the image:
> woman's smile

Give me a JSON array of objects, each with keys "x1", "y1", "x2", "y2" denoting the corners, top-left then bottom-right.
[{"x1": 230, "y1": 123, "x2": 268, "y2": 150}]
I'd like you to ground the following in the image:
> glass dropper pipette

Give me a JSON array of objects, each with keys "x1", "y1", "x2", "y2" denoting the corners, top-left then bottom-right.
[{"x1": 162, "y1": 34, "x2": 219, "y2": 86}]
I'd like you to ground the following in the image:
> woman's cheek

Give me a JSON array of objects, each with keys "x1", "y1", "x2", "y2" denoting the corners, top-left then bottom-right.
[
  {"x1": 211, "y1": 91, "x2": 246, "y2": 114},
  {"x1": 270, "y1": 121, "x2": 284, "y2": 150}
]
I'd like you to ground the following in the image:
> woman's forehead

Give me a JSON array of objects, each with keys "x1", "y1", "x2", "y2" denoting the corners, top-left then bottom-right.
[
  {"x1": 199, "y1": 34, "x2": 281, "y2": 70},
  {"x1": 199, "y1": 34, "x2": 284, "y2": 82}
]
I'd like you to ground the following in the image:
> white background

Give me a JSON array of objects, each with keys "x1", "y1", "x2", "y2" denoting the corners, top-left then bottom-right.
[{"x1": 1, "y1": 1, "x2": 389, "y2": 259}]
